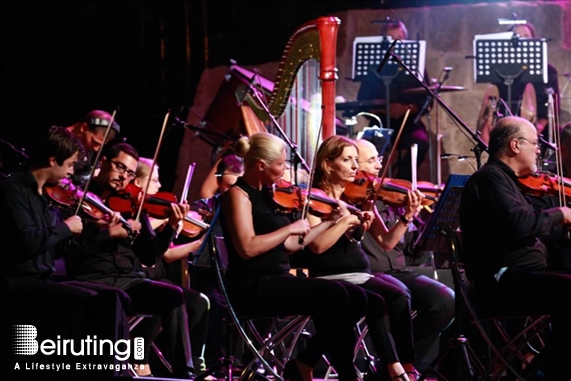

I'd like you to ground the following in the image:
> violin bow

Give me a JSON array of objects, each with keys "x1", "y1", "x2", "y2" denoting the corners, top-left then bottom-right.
[
  {"x1": 371, "y1": 107, "x2": 412, "y2": 205},
  {"x1": 180, "y1": 162, "x2": 196, "y2": 203},
  {"x1": 135, "y1": 110, "x2": 171, "y2": 222},
  {"x1": 548, "y1": 90, "x2": 565, "y2": 207},
  {"x1": 74, "y1": 108, "x2": 118, "y2": 216},
  {"x1": 297, "y1": 110, "x2": 325, "y2": 247},
  {"x1": 411, "y1": 143, "x2": 418, "y2": 191}
]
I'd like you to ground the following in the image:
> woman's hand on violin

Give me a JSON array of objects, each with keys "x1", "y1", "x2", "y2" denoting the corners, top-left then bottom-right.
[
  {"x1": 336, "y1": 200, "x2": 367, "y2": 228},
  {"x1": 64, "y1": 215, "x2": 83, "y2": 235},
  {"x1": 167, "y1": 201, "x2": 190, "y2": 229},
  {"x1": 359, "y1": 210, "x2": 375, "y2": 232},
  {"x1": 288, "y1": 219, "x2": 311, "y2": 236}
]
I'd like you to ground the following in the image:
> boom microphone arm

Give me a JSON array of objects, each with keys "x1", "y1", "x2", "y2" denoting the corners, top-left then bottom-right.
[{"x1": 389, "y1": 52, "x2": 488, "y2": 169}]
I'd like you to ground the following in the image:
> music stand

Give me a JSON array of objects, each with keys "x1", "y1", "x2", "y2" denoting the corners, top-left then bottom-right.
[
  {"x1": 414, "y1": 174, "x2": 470, "y2": 270},
  {"x1": 352, "y1": 37, "x2": 426, "y2": 82},
  {"x1": 473, "y1": 33, "x2": 548, "y2": 113},
  {"x1": 353, "y1": 37, "x2": 426, "y2": 132}
]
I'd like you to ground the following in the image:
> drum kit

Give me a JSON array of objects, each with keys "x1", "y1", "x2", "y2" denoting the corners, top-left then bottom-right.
[
  {"x1": 336, "y1": 79, "x2": 542, "y2": 186},
  {"x1": 336, "y1": 81, "x2": 538, "y2": 147}
]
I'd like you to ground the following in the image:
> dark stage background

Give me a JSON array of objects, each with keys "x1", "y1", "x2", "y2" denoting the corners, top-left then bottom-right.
[{"x1": 0, "y1": 0, "x2": 504, "y2": 191}]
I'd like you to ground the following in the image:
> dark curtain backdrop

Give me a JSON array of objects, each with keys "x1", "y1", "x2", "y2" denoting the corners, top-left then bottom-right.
[{"x1": 0, "y1": 0, "x2": 503, "y2": 190}]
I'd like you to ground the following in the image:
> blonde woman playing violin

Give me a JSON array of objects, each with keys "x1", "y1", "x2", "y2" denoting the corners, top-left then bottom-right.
[
  {"x1": 132, "y1": 157, "x2": 210, "y2": 376},
  {"x1": 304, "y1": 135, "x2": 424, "y2": 381}
]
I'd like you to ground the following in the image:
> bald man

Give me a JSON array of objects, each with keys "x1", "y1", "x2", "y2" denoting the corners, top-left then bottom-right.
[
  {"x1": 460, "y1": 116, "x2": 571, "y2": 380},
  {"x1": 355, "y1": 139, "x2": 455, "y2": 371}
]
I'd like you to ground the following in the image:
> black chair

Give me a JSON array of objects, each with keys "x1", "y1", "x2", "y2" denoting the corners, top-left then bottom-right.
[
  {"x1": 418, "y1": 229, "x2": 551, "y2": 381},
  {"x1": 195, "y1": 220, "x2": 311, "y2": 381}
]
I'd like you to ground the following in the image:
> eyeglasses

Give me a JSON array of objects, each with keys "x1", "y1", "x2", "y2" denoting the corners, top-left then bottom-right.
[
  {"x1": 215, "y1": 172, "x2": 241, "y2": 178},
  {"x1": 516, "y1": 138, "x2": 539, "y2": 148},
  {"x1": 359, "y1": 156, "x2": 383, "y2": 165},
  {"x1": 109, "y1": 160, "x2": 137, "y2": 179}
]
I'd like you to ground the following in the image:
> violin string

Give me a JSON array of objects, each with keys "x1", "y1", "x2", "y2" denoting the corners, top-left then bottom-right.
[{"x1": 74, "y1": 108, "x2": 119, "y2": 216}]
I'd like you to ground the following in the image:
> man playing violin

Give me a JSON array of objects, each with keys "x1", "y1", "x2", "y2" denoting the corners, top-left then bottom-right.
[
  {"x1": 355, "y1": 138, "x2": 455, "y2": 373},
  {"x1": 460, "y1": 116, "x2": 571, "y2": 381},
  {"x1": 526, "y1": 121, "x2": 571, "y2": 272},
  {"x1": 61, "y1": 142, "x2": 197, "y2": 379},
  {"x1": 0, "y1": 126, "x2": 130, "y2": 377},
  {"x1": 65, "y1": 109, "x2": 121, "y2": 186}
]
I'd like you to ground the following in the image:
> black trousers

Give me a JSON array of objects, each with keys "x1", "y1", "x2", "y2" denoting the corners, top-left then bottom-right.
[
  {"x1": 2, "y1": 277, "x2": 130, "y2": 378},
  {"x1": 124, "y1": 279, "x2": 194, "y2": 373},
  {"x1": 228, "y1": 274, "x2": 381, "y2": 381},
  {"x1": 377, "y1": 270, "x2": 455, "y2": 368},
  {"x1": 475, "y1": 267, "x2": 571, "y2": 381}
]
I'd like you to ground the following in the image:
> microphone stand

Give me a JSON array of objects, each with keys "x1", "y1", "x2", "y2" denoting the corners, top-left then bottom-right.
[
  {"x1": 183, "y1": 108, "x2": 237, "y2": 149},
  {"x1": 242, "y1": 85, "x2": 311, "y2": 179},
  {"x1": 389, "y1": 53, "x2": 488, "y2": 169}
]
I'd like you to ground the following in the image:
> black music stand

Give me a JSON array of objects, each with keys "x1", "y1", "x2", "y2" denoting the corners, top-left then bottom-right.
[
  {"x1": 353, "y1": 37, "x2": 426, "y2": 132},
  {"x1": 413, "y1": 173, "x2": 470, "y2": 270},
  {"x1": 473, "y1": 34, "x2": 548, "y2": 114}
]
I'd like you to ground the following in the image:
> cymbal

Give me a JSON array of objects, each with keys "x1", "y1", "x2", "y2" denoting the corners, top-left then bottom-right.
[
  {"x1": 335, "y1": 99, "x2": 386, "y2": 111},
  {"x1": 401, "y1": 85, "x2": 467, "y2": 95}
]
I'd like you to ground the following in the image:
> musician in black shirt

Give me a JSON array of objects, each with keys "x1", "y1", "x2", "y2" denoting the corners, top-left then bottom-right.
[
  {"x1": 65, "y1": 109, "x2": 120, "y2": 186},
  {"x1": 460, "y1": 116, "x2": 571, "y2": 380},
  {"x1": 0, "y1": 126, "x2": 129, "y2": 377},
  {"x1": 61, "y1": 142, "x2": 197, "y2": 379}
]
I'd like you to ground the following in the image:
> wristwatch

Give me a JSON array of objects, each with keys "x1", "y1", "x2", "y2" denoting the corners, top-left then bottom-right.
[{"x1": 399, "y1": 214, "x2": 413, "y2": 225}]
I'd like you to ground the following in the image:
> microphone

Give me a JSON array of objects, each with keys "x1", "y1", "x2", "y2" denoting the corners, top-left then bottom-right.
[
  {"x1": 235, "y1": 74, "x2": 258, "y2": 105},
  {"x1": 376, "y1": 39, "x2": 398, "y2": 74},
  {"x1": 538, "y1": 134, "x2": 558, "y2": 152}
]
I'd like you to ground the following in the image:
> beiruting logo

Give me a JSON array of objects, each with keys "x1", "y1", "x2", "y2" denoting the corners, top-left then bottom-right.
[{"x1": 11, "y1": 325, "x2": 143, "y2": 371}]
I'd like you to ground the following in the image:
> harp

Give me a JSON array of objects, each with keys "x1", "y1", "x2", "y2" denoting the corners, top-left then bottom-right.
[{"x1": 236, "y1": 16, "x2": 341, "y2": 182}]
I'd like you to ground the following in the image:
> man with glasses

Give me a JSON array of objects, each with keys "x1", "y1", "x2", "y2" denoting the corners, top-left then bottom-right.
[
  {"x1": 355, "y1": 139, "x2": 455, "y2": 373},
  {"x1": 460, "y1": 116, "x2": 571, "y2": 380},
  {"x1": 61, "y1": 142, "x2": 197, "y2": 379}
]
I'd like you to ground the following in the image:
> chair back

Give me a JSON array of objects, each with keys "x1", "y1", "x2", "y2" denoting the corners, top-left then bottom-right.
[
  {"x1": 442, "y1": 228, "x2": 550, "y2": 381},
  {"x1": 207, "y1": 211, "x2": 310, "y2": 381}
]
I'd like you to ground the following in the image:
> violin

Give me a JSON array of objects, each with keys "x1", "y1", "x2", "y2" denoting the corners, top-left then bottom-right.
[
  {"x1": 107, "y1": 183, "x2": 209, "y2": 237},
  {"x1": 517, "y1": 172, "x2": 571, "y2": 203},
  {"x1": 45, "y1": 179, "x2": 132, "y2": 230},
  {"x1": 271, "y1": 179, "x2": 363, "y2": 218},
  {"x1": 343, "y1": 171, "x2": 440, "y2": 207},
  {"x1": 181, "y1": 210, "x2": 210, "y2": 238}
]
